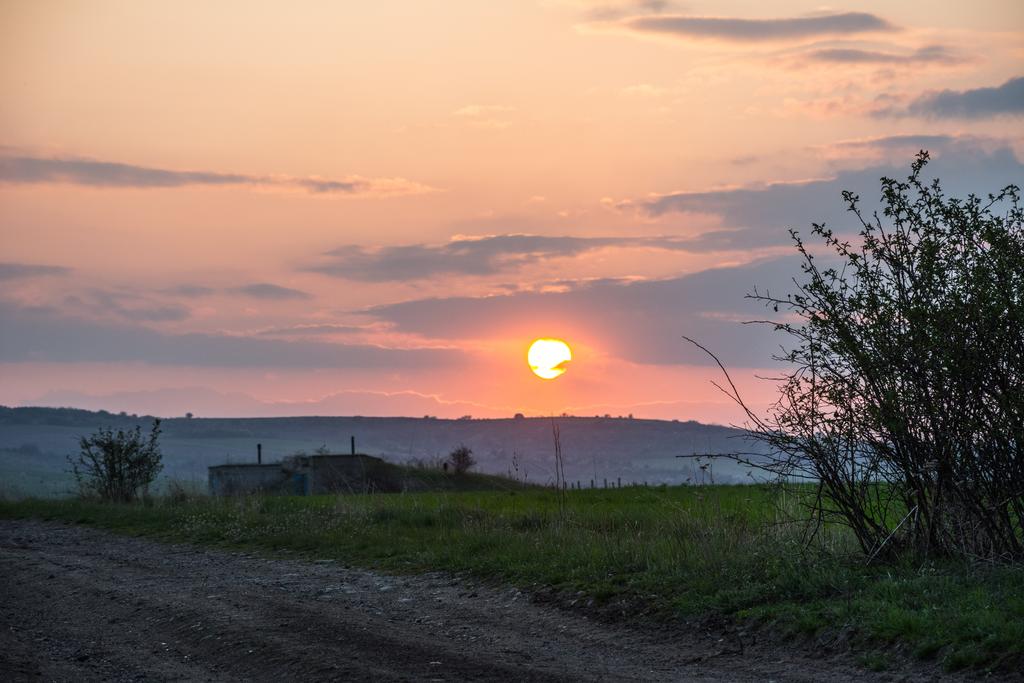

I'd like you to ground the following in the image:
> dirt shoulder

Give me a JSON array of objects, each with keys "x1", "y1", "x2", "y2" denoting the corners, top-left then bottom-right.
[{"x1": 1, "y1": 519, "x2": 947, "y2": 682}]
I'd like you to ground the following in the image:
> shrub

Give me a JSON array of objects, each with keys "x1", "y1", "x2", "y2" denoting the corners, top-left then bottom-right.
[
  {"x1": 703, "y1": 152, "x2": 1023, "y2": 561},
  {"x1": 68, "y1": 419, "x2": 164, "y2": 502},
  {"x1": 448, "y1": 444, "x2": 476, "y2": 474}
]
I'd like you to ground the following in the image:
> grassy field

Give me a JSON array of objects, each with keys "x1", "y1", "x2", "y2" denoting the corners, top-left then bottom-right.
[{"x1": 2, "y1": 484, "x2": 1021, "y2": 673}]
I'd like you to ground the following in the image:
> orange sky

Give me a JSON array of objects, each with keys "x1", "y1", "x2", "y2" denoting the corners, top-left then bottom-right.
[{"x1": 1, "y1": 0, "x2": 1022, "y2": 421}]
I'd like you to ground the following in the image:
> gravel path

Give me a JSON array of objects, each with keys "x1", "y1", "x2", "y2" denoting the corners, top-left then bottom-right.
[{"x1": 0, "y1": 519, "x2": 946, "y2": 681}]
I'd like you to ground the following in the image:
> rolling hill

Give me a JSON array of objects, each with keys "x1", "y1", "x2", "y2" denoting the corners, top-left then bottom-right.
[{"x1": 0, "y1": 406, "x2": 764, "y2": 496}]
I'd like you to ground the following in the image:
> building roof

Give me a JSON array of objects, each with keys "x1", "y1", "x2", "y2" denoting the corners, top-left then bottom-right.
[
  {"x1": 209, "y1": 453, "x2": 383, "y2": 470},
  {"x1": 208, "y1": 463, "x2": 282, "y2": 470}
]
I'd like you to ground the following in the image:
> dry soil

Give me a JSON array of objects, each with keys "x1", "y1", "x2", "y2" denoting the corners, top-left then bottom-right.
[{"x1": 0, "y1": 519, "x2": 955, "y2": 681}]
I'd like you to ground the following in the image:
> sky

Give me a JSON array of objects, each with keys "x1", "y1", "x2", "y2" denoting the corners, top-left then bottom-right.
[{"x1": 1, "y1": 0, "x2": 1022, "y2": 423}]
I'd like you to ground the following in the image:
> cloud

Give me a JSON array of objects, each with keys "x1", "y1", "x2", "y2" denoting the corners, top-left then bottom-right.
[
  {"x1": 818, "y1": 134, "x2": 1016, "y2": 167},
  {"x1": 621, "y1": 145, "x2": 1024, "y2": 250},
  {"x1": 0, "y1": 301, "x2": 460, "y2": 369},
  {"x1": 583, "y1": 0, "x2": 674, "y2": 21},
  {"x1": 803, "y1": 44, "x2": 963, "y2": 65},
  {"x1": 0, "y1": 262, "x2": 71, "y2": 280},
  {"x1": 364, "y1": 258, "x2": 800, "y2": 367},
  {"x1": 162, "y1": 285, "x2": 216, "y2": 298},
  {"x1": 306, "y1": 234, "x2": 694, "y2": 282},
  {"x1": 63, "y1": 290, "x2": 192, "y2": 323},
  {"x1": 0, "y1": 154, "x2": 437, "y2": 197},
  {"x1": 364, "y1": 141, "x2": 1017, "y2": 370},
  {"x1": 108, "y1": 304, "x2": 190, "y2": 323},
  {"x1": 162, "y1": 283, "x2": 310, "y2": 300},
  {"x1": 891, "y1": 76, "x2": 1024, "y2": 119},
  {"x1": 620, "y1": 12, "x2": 895, "y2": 43},
  {"x1": 231, "y1": 283, "x2": 312, "y2": 300},
  {"x1": 0, "y1": 156, "x2": 250, "y2": 188},
  {"x1": 309, "y1": 146, "x2": 1022, "y2": 280},
  {"x1": 257, "y1": 323, "x2": 371, "y2": 336},
  {"x1": 828, "y1": 134, "x2": 960, "y2": 151}
]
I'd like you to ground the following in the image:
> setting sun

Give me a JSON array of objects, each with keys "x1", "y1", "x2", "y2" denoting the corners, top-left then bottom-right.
[{"x1": 528, "y1": 339, "x2": 572, "y2": 380}]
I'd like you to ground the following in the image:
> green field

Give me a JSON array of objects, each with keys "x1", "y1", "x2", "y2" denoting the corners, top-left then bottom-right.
[{"x1": 3, "y1": 484, "x2": 1021, "y2": 673}]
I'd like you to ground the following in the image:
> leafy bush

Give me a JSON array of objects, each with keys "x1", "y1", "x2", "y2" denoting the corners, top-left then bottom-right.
[
  {"x1": 708, "y1": 152, "x2": 1023, "y2": 561},
  {"x1": 68, "y1": 419, "x2": 164, "y2": 502}
]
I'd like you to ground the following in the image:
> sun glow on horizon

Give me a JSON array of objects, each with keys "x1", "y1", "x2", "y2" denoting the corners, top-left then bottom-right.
[{"x1": 528, "y1": 338, "x2": 572, "y2": 380}]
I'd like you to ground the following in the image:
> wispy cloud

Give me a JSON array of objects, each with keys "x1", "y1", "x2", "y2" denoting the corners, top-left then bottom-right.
[
  {"x1": 0, "y1": 262, "x2": 71, "y2": 280},
  {"x1": 0, "y1": 154, "x2": 437, "y2": 197},
  {"x1": 619, "y1": 144, "x2": 1024, "y2": 249},
  {"x1": 162, "y1": 285, "x2": 216, "y2": 298},
  {"x1": 305, "y1": 234, "x2": 695, "y2": 282},
  {"x1": 814, "y1": 134, "x2": 980, "y2": 167},
  {"x1": 160, "y1": 283, "x2": 311, "y2": 300},
  {"x1": 257, "y1": 323, "x2": 371, "y2": 337},
  {"x1": 231, "y1": 283, "x2": 312, "y2": 300},
  {"x1": 582, "y1": 0, "x2": 675, "y2": 21},
  {"x1": 618, "y1": 12, "x2": 896, "y2": 43},
  {"x1": 827, "y1": 134, "x2": 961, "y2": 151},
  {"x1": 63, "y1": 290, "x2": 192, "y2": 323},
  {"x1": 876, "y1": 76, "x2": 1024, "y2": 118},
  {"x1": 803, "y1": 44, "x2": 964, "y2": 65},
  {"x1": 0, "y1": 301, "x2": 460, "y2": 369}
]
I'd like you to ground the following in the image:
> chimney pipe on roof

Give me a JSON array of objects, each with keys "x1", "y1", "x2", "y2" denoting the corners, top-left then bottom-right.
[
  {"x1": 257, "y1": 443, "x2": 262, "y2": 465},
  {"x1": 351, "y1": 436, "x2": 355, "y2": 456}
]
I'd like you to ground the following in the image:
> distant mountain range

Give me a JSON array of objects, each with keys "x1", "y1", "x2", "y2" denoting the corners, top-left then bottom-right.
[{"x1": 0, "y1": 406, "x2": 767, "y2": 497}]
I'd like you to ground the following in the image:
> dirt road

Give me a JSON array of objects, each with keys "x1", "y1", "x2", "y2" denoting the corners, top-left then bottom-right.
[{"x1": 0, "y1": 519, "x2": 939, "y2": 681}]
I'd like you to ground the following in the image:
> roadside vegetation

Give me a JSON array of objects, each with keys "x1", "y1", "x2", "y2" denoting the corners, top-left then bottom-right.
[{"x1": 3, "y1": 484, "x2": 1021, "y2": 673}]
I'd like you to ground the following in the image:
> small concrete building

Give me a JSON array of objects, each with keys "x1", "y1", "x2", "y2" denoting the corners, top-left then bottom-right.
[
  {"x1": 208, "y1": 463, "x2": 293, "y2": 496},
  {"x1": 209, "y1": 453, "x2": 388, "y2": 496}
]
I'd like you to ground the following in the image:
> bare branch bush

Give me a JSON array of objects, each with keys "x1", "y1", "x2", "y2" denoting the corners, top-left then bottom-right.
[
  {"x1": 68, "y1": 419, "x2": 164, "y2": 503},
  {"x1": 695, "y1": 153, "x2": 1023, "y2": 562}
]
